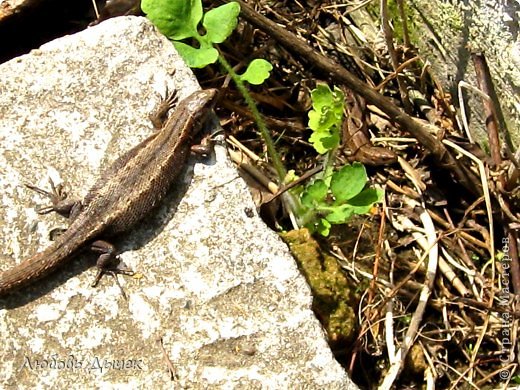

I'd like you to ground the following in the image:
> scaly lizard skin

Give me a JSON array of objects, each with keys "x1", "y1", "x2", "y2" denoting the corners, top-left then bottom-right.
[{"x1": 0, "y1": 88, "x2": 217, "y2": 296}]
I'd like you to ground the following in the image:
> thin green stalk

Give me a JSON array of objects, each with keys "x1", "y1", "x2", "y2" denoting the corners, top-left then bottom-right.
[
  {"x1": 217, "y1": 54, "x2": 286, "y2": 181},
  {"x1": 323, "y1": 148, "x2": 337, "y2": 181}
]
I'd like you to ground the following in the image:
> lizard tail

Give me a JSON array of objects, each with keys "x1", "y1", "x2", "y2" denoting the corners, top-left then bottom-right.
[{"x1": 0, "y1": 243, "x2": 76, "y2": 297}]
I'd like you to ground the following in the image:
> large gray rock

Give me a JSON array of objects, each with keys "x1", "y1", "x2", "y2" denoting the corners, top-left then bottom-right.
[
  {"x1": 0, "y1": 17, "x2": 356, "y2": 388},
  {"x1": 408, "y1": 0, "x2": 520, "y2": 147}
]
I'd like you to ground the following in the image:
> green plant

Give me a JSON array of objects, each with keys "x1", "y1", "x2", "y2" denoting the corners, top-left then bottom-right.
[
  {"x1": 308, "y1": 84, "x2": 343, "y2": 156},
  {"x1": 142, "y1": 0, "x2": 234, "y2": 68},
  {"x1": 299, "y1": 84, "x2": 383, "y2": 236},
  {"x1": 142, "y1": 0, "x2": 272, "y2": 80},
  {"x1": 142, "y1": 2, "x2": 382, "y2": 234},
  {"x1": 142, "y1": 0, "x2": 287, "y2": 182}
]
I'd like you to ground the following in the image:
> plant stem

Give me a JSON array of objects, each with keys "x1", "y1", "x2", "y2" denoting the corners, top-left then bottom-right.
[{"x1": 217, "y1": 54, "x2": 287, "y2": 181}]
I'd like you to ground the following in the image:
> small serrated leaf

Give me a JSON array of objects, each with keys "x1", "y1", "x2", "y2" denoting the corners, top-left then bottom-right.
[
  {"x1": 308, "y1": 107, "x2": 339, "y2": 132},
  {"x1": 307, "y1": 84, "x2": 343, "y2": 154},
  {"x1": 309, "y1": 130, "x2": 340, "y2": 154},
  {"x1": 307, "y1": 110, "x2": 322, "y2": 131},
  {"x1": 330, "y1": 86, "x2": 345, "y2": 115},
  {"x1": 310, "y1": 84, "x2": 334, "y2": 110}
]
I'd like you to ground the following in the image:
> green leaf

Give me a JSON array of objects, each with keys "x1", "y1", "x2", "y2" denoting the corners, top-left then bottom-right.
[
  {"x1": 310, "y1": 84, "x2": 334, "y2": 110},
  {"x1": 307, "y1": 84, "x2": 344, "y2": 153},
  {"x1": 301, "y1": 179, "x2": 328, "y2": 208},
  {"x1": 324, "y1": 204, "x2": 355, "y2": 224},
  {"x1": 173, "y1": 42, "x2": 219, "y2": 68},
  {"x1": 239, "y1": 59, "x2": 273, "y2": 85},
  {"x1": 300, "y1": 192, "x2": 313, "y2": 208},
  {"x1": 308, "y1": 86, "x2": 343, "y2": 132},
  {"x1": 310, "y1": 85, "x2": 343, "y2": 114},
  {"x1": 284, "y1": 170, "x2": 298, "y2": 185},
  {"x1": 308, "y1": 130, "x2": 340, "y2": 154},
  {"x1": 308, "y1": 107, "x2": 339, "y2": 132},
  {"x1": 315, "y1": 218, "x2": 331, "y2": 237},
  {"x1": 142, "y1": 0, "x2": 203, "y2": 40},
  {"x1": 347, "y1": 188, "x2": 383, "y2": 214},
  {"x1": 203, "y1": 2, "x2": 240, "y2": 43},
  {"x1": 330, "y1": 162, "x2": 367, "y2": 202}
]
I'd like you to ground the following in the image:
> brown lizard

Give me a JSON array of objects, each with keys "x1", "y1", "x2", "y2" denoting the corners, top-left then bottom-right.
[
  {"x1": 343, "y1": 90, "x2": 397, "y2": 166},
  {"x1": 0, "y1": 88, "x2": 217, "y2": 297}
]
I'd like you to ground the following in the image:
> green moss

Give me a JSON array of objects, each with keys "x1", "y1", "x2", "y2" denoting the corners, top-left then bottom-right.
[
  {"x1": 387, "y1": 0, "x2": 412, "y2": 42},
  {"x1": 367, "y1": 0, "x2": 465, "y2": 46},
  {"x1": 436, "y1": 2, "x2": 464, "y2": 31},
  {"x1": 281, "y1": 228, "x2": 358, "y2": 343},
  {"x1": 365, "y1": 0, "x2": 422, "y2": 46}
]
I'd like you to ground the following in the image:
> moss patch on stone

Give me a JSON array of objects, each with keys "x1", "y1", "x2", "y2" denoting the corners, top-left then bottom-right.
[{"x1": 281, "y1": 228, "x2": 358, "y2": 344}]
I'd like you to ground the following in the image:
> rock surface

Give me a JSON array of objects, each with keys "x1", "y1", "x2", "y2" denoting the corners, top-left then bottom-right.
[
  {"x1": 0, "y1": 16, "x2": 357, "y2": 388},
  {"x1": 408, "y1": 0, "x2": 520, "y2": 146}
]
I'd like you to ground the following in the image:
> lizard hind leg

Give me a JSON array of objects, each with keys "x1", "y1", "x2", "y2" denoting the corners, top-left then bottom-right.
[{"x1": 90, "y1": 239, "x2": 134, "y2": 290}]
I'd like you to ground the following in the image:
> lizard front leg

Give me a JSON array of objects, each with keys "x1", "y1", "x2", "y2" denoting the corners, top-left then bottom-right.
[
  {"x1": 25, "y1": 178, "x2": 82, "y2": 219},
  {"x1": 149, "y1": 87, "x2": 178, "y2": 129}
]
